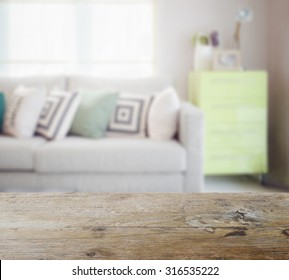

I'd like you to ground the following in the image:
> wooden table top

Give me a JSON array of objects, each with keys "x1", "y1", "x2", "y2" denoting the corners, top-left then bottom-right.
[{"x1": 0, "y1": 193, "x2": 289, "y2": 260}]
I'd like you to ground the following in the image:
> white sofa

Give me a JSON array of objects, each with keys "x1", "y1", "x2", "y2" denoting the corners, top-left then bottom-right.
[{"x1": 0, "y1": 76, "x2": 204, "y2": 192}]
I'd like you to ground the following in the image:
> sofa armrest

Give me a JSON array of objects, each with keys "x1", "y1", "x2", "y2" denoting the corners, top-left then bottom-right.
[{"x1": 179, "y1": 102, "x2": 204, "y2": 192}]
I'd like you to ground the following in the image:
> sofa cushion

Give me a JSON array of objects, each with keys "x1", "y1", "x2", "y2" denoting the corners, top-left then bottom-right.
[
  {"x1": 0, "y1": 136, "x2": 47, "y2": 171},
  {"x1": 36, "y1": 89, "x2": 81, "y2": 140},
  {"x1": 70, "y1": 90, "x2": 118, "y2": 139},
  {"x1": 67, "y1": 76, "x2": 171, "y2": 95},
  {"x1": 35, "y1": 137, "x2": 186, "y2": 173},
  {"x1": 4, "y1": 86, "x2": 47, "y2": 139},
  {"x1": 107, "y1": 93, "x2": 153, "y2": 138},
  {"x1": 148, "y1": 87, "x2": 181, "y2": 141},
  {"x1": 0, "y1": 92, "x2": 5, "y2": 133}
]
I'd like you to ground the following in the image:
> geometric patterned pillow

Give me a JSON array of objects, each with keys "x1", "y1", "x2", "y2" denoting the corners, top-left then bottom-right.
[
  {"x1": 107, "y1": 93, "x2": 153, "y2": 138},
  {"x1": 36, "y1": 89, "x2": 80, "y2": 140}
]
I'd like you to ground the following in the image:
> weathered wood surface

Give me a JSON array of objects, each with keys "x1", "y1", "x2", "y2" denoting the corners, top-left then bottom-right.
[{"x1": 0, "y1": 193, "x2": 289, "y2": 260}]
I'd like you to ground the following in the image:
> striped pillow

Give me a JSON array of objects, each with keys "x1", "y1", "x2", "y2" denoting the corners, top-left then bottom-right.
[
  {"x1": 36, "y1": 89, "x2": 80, "y2": 140},
  {"x1": 107, "y1": 93, "x2": 153, "y2": 138}
]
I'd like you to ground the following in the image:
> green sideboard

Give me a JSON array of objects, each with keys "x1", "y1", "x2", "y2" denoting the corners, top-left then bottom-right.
[{"x1": 188, "y1": 71, "x2": 268, "y2": 175}]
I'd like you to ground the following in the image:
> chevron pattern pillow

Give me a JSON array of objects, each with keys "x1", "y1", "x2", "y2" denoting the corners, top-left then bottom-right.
[{"x1": 36, "y1": 89, "x2": 80, "y2": 140}]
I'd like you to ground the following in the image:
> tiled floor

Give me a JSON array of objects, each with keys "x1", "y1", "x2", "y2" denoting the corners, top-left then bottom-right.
[{"x1": 204, "y1": 176, "x2": 288, "y2": 193}]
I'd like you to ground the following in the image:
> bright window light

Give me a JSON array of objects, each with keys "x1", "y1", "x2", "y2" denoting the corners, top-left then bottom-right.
[{"x1": 0, "y1": 0, "x2": 155, "y2": 77}]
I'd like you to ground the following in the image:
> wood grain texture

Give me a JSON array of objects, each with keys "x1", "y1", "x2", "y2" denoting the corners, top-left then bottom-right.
[{"x1": 0, "y1": 193, "x2": 289, "y2": 260}]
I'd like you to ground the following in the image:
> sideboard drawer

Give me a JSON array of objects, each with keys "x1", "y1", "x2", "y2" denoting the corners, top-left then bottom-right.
[
  {"x1": 205, "y1": 107, "x2": 266, "y2": 123},
  {"x1": 205, "y1": 152, "x2": 267, "y2": 175},
  {"x1": 201, "y1": 96, "x2": 266, "y2": 109},
  {"x1": 206, "y1": 123, "x2": 266, "y2": 149},
  {"x1": 200, "y1": 72, "x2": 267, "y2": 99}
]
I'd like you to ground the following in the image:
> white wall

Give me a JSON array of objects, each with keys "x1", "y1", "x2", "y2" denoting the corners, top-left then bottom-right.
[
  {"x1": 266, "y1": 0, "x2": 289, "y2": 187},
  {"x1": 156, "y1": 0, "x2": 268, "y2": 98}
]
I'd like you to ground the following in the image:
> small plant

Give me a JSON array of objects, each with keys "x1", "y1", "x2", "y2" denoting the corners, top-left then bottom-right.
[
  {"x1": 192, "y1": 34, "x2": 210, "y2": 46},
  {"x1": 192, "y1": 31, "x2": 220, "y2": 48}
]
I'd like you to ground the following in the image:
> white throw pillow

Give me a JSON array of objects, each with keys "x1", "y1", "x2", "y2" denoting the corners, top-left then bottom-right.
[
  {"x1": 148, "y1": 87, "x2": 181, "y2": 141},
  {"x1": 4, "y1": 85, "x2": 46, "y2": 138},
  {"x1": 107, "y1": 93, "x2": 153, "y2": 138},
  {"x1": 36, "y1": 89, "x2": 80, "y2": 140}
]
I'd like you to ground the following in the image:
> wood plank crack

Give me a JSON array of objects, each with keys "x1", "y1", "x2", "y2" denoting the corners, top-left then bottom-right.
[{"x1": 223, "y1": 227, "x2": 248, "y2": 238}]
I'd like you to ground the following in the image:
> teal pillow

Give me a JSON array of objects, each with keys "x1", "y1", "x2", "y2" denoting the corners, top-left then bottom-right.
[
  {"x1": 0, "y1": 93, "x2": 5, "y2": 133},
  {"x1": 70, "y1": 90, "x2": 119, "y2": 139}
]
